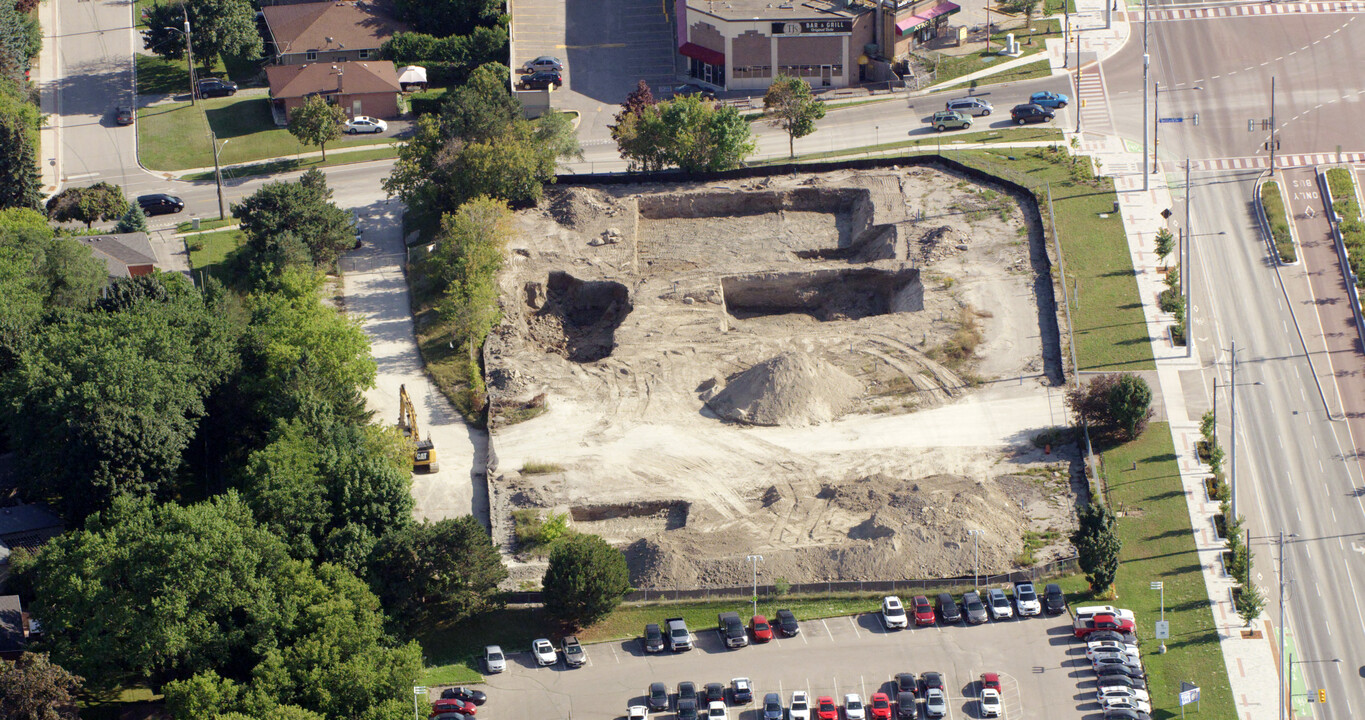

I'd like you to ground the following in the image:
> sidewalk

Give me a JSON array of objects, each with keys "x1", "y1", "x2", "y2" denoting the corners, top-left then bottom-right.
[{"x1": 37, "y1": 0, "x2": 59, "y2": 194}]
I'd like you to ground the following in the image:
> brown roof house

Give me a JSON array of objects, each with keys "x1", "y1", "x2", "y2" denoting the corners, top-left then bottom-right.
[
  {"x1": 266, "y1": 60, "x2": 401, "y2": 124},
  {"x1": 261, "y1": 0, "x2": 407, "y2": 66},
  {"x1": 76, "y1": 232, "x2": 157, "y2": 278},
  {"x1": 0, "y1": 595, "x2": 24, "y2": 661}
]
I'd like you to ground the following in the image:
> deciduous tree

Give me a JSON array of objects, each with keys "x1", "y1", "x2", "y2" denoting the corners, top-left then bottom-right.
[
  {"x1": 233, "y1": 171, "x2": 354, "y2": 278},
  {"x1": 1071, "y1": 502, "x2": 1121, "y2": 594},
  {"x1": 0, "y1": 653, "x2": 83, "y2": 720},
  {"x1": 391, "y1": 0, "x2": 503, "y2": 38},
  {"x1": 763, "y1": 74, "x2": 826, "y2": 158},
  {"x1": 287, "y1": 96, "x2": 347, "y2": 160},
  {"x1": 1065, "y1": 373, "x2": 1154, "y2": 441},
  {"x1": 612, "y1": 95, "x2": 754, "y2": 173},
  {"x1": 368, "y1": 516, "x2": 508, "y2": 630},
  {"x1": 542, "y1": 533, "x2": 631, "y2": 627},
  {"x1": 142, "y1": 0, "x2": 262, "y2": 71},
  {"x1": 45, "y1": 182, "x2": 128, "y2": 227}
]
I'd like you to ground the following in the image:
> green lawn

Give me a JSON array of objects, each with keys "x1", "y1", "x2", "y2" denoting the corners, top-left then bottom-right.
[
  {"x1": 185, "y1": 228, "x2": 245, "y2": 286},
  {"x1": 931, "y1": 20, "x2": 1061, "y2": 86},
  {"x1": 137, "y1": 97, "x2": 396, "y2": 171},
  {"x1": 1098, "y1": 424, "x2": 1236, "y2": 720},
  {"x1": 175, "y1": 217, "x2": 234, "y2": 234}
]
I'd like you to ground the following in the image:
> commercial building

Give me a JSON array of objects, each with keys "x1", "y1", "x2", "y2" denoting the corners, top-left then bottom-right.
[{"x1": 674, "y1": 0, "x2": 961, "y2": 92}]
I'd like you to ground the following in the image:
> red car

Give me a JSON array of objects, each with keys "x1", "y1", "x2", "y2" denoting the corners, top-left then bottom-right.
[
  {"x1": 869, "y1": 693, "x2": 893, "y2": 720},
  {"x1": 1074, "y1": 613, "x2": 1136, "y2": 638},
  {"x1": 432, "y1": 699, "x2": 476, "y2": 716},
  {"x1": 980, "y1": 672, "x2": 1001, "y2": 693},
  {"x1": 816, "y1": 696, "x2": 838, "y2": 720},
  {"x1": 750, "y1": 615, "x2": 773, "y2": 642},
  {"x1": 912, "y1": 595, "x2": 935, "y2": 626}
]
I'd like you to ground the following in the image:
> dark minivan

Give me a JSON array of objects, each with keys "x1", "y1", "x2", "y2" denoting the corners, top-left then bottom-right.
[
  {"x1": 895, "y1": 691, "x2": 916, "y2": 720},
  {"x1": 936, "y1": 592, "x2": 962, "y2": 623},
  {"x1": 137, "y1": 193, "x2": 184, "y2": 216},
  {"x1": 644, "y1": 623, "x2": 664, "y2": 653},
  {"x1": 1043, "y1": 583, "x2": 1066, "y2": 615}
]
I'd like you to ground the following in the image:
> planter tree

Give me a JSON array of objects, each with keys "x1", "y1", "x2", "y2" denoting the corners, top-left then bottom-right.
[
  {"x1": 288, "y1": 96, "x2": 348, "y2": 160},
  {"x1": 763, "y1": 75, "x2": 826, "y2": 158}
]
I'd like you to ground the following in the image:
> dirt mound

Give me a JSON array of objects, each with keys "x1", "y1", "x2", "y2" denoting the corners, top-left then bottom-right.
[
  {"x1": 547, "y1": 187, "x2": 620, "y2": 228},
  {"x1": 917, "y1": 225, "x2": 968, "y2": 262},
  {"x1": 704, "y1": 351, "x2": 863, "y2": 426}
]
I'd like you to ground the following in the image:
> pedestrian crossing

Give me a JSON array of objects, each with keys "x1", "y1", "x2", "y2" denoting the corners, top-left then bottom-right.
[
  {"x1": 1074, "y1": 64, "x2": 1113, "y2": 135},
  {"x1": 1185, "y1": 152, "x2": 1365, "y2": 171},
  {"x1": 1148, "y1": 1, "x2": 1365, "y2": 21}
]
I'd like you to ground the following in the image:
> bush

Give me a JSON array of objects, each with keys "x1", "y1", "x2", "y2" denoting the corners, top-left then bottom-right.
[
  {"x1": 512, "y1": 509, "x2": 572, "y2": 552},
  {"x1": 1260, "y1": 181, "x2": 1296, "y2": 263},
  {"x1": 1066, "y1": 373, "x2": 1153, "y2": 440}
]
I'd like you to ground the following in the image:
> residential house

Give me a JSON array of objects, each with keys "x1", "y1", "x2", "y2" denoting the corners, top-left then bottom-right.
[
  {"x1": 76, "y1": 232, "x2": 158, "y2": 279},
  {"x1": 266, "y1": 60, "x2": 401, "y2": 123},
  {"x1": 261, "y1": 0, "x2": 407, "y2": 66},
  {"x1": 0, "y1": 595, "x2": 23, "y2": 661},
  {"x1": 0, "y1": 503, "x2": 65, "y2": 569}
]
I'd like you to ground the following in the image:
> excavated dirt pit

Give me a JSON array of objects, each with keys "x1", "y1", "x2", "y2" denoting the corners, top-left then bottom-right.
[{"x1": 486, "y1": 167, "x2": 1074, "y2": 588}]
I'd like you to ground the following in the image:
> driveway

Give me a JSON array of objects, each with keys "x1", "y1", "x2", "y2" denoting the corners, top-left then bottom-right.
[{"x1": 340, "y1": 199, "x2": 489, "y2": 525}]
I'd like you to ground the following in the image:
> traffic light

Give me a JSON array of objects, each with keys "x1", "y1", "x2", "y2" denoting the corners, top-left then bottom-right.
[{"x1": 1318, "y1": 689, "x2": 1327, "y2": 704}]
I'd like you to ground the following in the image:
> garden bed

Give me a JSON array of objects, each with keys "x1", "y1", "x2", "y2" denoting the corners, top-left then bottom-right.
[
  {"x1": 1260, "y1": 180, "x2": 1297, "y2": 264},
  {"x1": 1325, "y1": 167, "x2": 1365, "y2": 288}
]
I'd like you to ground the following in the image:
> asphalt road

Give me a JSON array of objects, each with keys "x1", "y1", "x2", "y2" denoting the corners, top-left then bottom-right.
[
  {"x1": 1101, "y1": 10, "x2": 1365, "y2": 719},
  {"x1": 52, "y1": 0, "x2": 139, "y2": 186}
]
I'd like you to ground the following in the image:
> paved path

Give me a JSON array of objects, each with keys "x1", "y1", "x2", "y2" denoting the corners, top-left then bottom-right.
[{"x1": 340, "y1": 200, "x2": 489, "y2": 526}]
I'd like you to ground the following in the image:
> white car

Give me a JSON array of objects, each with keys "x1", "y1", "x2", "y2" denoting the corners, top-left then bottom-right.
[
  {"x1": 924, "y1": 688, "x2": 947, "y2": 718},
  {"x1": 707, "y1": 701, "x2": 728, "y2": 720},
  {"x1": 531, "y1": 637, "x2": 557, "y2": 666},
  {"x1": 1098, "y1": 686, "x2": 1150, "y2": 704},
  {"x1": 789, "y1": 691, "x2": 810, "y2": 720},
  {"x1": 483, "y1": 644, "x2": 506, "y2": 673},
  {"x1": 843, "y1": 693, "x2": 865, "y2": 720},
  {"x1": 987, "y1": 589, "x2": 1013, "y2": 620},
  {"x1": 344, "y1": 116, "x2": 388, "y2": 134},
  {"x1": 1086, "y1": 640, "x2": 1140, "y2": 661},
  {"x1": 1091, "y1": 653, "x2": 1142, "y2": 672},
  {"x1": 628, "y1": 706, "x2": 649, "y2": 720},
  {"x1": 979, "y1": 688, "x2": 1002, "y2": 718},
  {"x1": 1102, "y1": 695, "x2": 1152, "y2": 713},
  {"x1": 881, "y1": 596, "x2": 908, "y2": 629},
  {"x1": 1013, "y1": 582, "x2": 1042, "y2": 616},
  {"x1": 1076, "y1": 605, "x2": 1136, "y2": 623}
]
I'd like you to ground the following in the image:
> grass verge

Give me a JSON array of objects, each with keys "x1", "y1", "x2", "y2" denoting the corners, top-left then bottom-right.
[
  {"x1": 185, "y1": 228, "x2": 245, "y2": 286},
  {"x1": 1096, "y1": 423, "x2": 1235, "y2": 720},
  {"x1": 929, "y1": 20, "x2": 1060, "y2": 85},
  {"x1": 137, "y1": 97, "x2": 395, "y2": 171},
  {"x1": 182, "y1": 147, "x2": 401, "y2": 181},
  {"x1": 754, "y1": 127, "x2": 1064, "y2": 165},
  {"x1": 1326, "y1": 167, "x2": 1365, "y2": 286},
  {"x1": 176, "y1": 217, "x2": 234, "y2": 234},
  {"x1": 1260, "y1": 180, "x2": 1296, "y2": 264}
]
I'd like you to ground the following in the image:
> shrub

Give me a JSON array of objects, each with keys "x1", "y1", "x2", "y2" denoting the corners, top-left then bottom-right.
[{"x1": 1260, "y1": 181, "x2": 1295, "y2": 263}]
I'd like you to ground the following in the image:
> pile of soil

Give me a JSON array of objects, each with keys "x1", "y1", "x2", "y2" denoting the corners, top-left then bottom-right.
[{"x1": 704, "y1": 351, "x2": 863, "y2": 426}]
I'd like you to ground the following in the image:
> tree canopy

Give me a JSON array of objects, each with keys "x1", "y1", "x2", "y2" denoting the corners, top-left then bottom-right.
[
  {"x1": 0, "y1": 653, "x2": 83, "y2": 720},
  {"x1": 1071, "y1": 502, "x2": 1121, "y2": 594},
  {"x1": 763, "y1": 75, "x2": 826, "y2": 158},
  {"x1": 391, "y1": 0, "x2": 503, "y2": 38},
  {"x1": 142, "y1": 0, "x2": 262, "y2": 69},
  {"x1": 368, "y1": 516, "x2": 508, "y2": 630},
  {"x1": 1066, "y1": 372, "x2": 1154, "y2": 441},
  {"x1": 287, "y1": 96, "x2": 347, "y2": 160},
  {"x1": 44, "y1": 182, "x2": 128, "y2": 227},
  {"x1": 542, "y1": 533, "x2": 631, "y2": 627},
  {"x1": 611, "y1": 95, "x2": 754, "y2": 172},
  {"x1": 232, "y1": 170, "x2": 355, "y2": 281}
]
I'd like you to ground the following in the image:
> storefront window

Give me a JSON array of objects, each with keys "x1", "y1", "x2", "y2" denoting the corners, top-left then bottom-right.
[
  {"x1": 689, "y1": 57, "x2": 726, "y2": 86},
  {"x1": 733, "y1": 65, "x2": 772, "y2": 79}
]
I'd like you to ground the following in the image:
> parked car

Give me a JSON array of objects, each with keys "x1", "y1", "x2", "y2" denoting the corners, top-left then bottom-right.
[
  {"x1": 730, "y1": 678, "x2": 753, "y2": 705},
  {"x1": 677, "y1": 699, "x2": 699, "y2": 720},
  {"x1": 945, "y1": 96, "x2": 993, "y2": 116},
  {"x1": 1098, "y1": 686, "x2": 1151, "y2": 703},
  {"x1": 894, "y1": 692, "x2": 915, "y2": 720},
  {"x1": 1102, "y1": 696, "x2": 1152, "y2": 714},
  {"x1": 1043, "y1": 583, "x2": 1067, "y2": 614},
  {"x1": 776, "y1": 609, "x2": 800, "y2": 636},
  {"x1": 706, "y1": 701, "x2": 728, "y2": 720},
  {"x1": 881, "y1": 596, "x2": 909, "y2": 629},
  {"x1": 430, "y1": 713, "x2": 471, "y2": 720},
  {"x1": 678, "y1": 682, "x2": 699, "y2": 709},
  {"x1": 1010, "y1": 103, "x2": 1055, "y2": 125},
  {"x1": 644, "y1": 623, "x2": 665, "y2": 653},
  {"x1": 930, "y1": 110, "x2": 972, "y2": 131},
  {"x1": 531, "y1": 638, "x2": 557, "y2": 666},
  {"x1": 1095, "y1": 664, "x2": 1147, "y2": 680},
  {"x1": 670, "y1": 83, "x2": 717, "y2": 100},
  {"x1": 441, "y1": 688, "x2": 486, "y2": 706},
  {"x1": 648, "y1": 682, "x2": 670, "y2": 712},
  {"x1": 521, "y1": 55, "x2": 563, "y2": 73},
  {"x1": 751, "y1": 615, "x2": 773, "y2": 642},
  {"x1": 667, "y1": 617, "x2": 694, "y2": 651},
  {"x1": 868, "y1": 692, "x2": 892, "y2": 720},
  {"x1": 1029, "y1": 90, "x2": 1069, "y2": 108},
  {"x1": 924, "y1": 688, "x2": 947, "y2": 718},
  {"x1": 1013, "y1": 582, "x2": 1041, "y2": 616},
  {"x1": 1087, "y1": 629, "x2": 1139, "y2": 645},
  {"x1": 344, "y1": 116, "x2": 387, "y2": 134},
  {"x1": 115, "y1": 105, "x2": 134, "y2": 125},
  {"x1": 895, "y1": 673, "x2": 917, "y2": 696},
  {"x1": 920, "y1": 673, "x2": 945, "y2": 695},
  {"x1": 561, "y1": 635, "x2": 585, "y2": 667},
  {"x1": 843, "y1": 693, "x2": 865, "y2": 720},
  {"x1": 912, "y1": 595, "x2": 935, "y2": 625},
  {"x1": 1076, "y1": 613, "x2": 1137, "y2": 638},
  {"x1": 815, "y1": 696, "x2": 838, "y2": 720},
  {"x1": 790, "y1": 690, "x2": 811, "y2": 720},
  {"x1": 196, "y1": 77, "x2": 237, "y2": 97},
  {"x1": 483, "y1": 645, "x2": 505, "y2": 673},
  {"x1": 1076, "y1": 606, "x2": 1136, "y2": 623},
  {"x1": 936, "y1": 593, "x2": 962, "y2": 623},
  {"x1": 987, "y1": 588, "x2": 1014, "y2": 620},
  {"x1": 520, "y1": 71, "x2": 562, "y2": 89},
  {"x1": 703, "y1": 684, "x2": 725, "y2": 705},
  {"x1": 1097, "y1": 674, "x2": 1148, "y2": 691},
  {"x1": 980, "y1": 673, "x2": 1001, "y2": 693},
  {"x1": 1092, "y1": 654, "x2": 1143, "y2": 672},
  {"x1": 962, "y1": 592, "x2": 988, "y2": 624},
  {"x1": 137, "y1": 193, "x2": 184, "y2": 216},
  {"x1": 1100, "y1": 709, "x2": 1150, "y2": 720},
  {"x1": 628, "y1": 705, "x2": 649, "y2": 720},
  {"x1": 763, "y1": 693, "x2": 784, "y2": 720},
  {"x1": 1087, "y1": 639, "x2": 1140, "y2": 660},
  {"x1": 718, "y1": 612, "x2": 748, "y2": 648},
  {"x1": 979, "y1": 689, "x2": 1002, "y2": 718},
  {"x1": 431, "y1": 699, "x2": 475, "y2": 716}
]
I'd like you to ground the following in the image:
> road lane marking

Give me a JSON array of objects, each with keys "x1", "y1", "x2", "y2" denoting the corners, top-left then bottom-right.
[{"x1": 1342, "y1": 557, "x2": 1365, "y2": 636}]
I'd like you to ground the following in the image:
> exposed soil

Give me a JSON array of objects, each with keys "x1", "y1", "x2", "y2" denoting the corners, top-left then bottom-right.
[{"x1": 484, "y1": 167, "x2": 1074, "y2": 589}]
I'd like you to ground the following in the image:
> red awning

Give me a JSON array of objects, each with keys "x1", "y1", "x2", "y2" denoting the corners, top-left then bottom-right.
[
  {"x1": 679, "y1": 42, "x2": 725, "y2": 66},
  {"x1": 895, "y1": 1, "x2": 961, "y2": 33}
]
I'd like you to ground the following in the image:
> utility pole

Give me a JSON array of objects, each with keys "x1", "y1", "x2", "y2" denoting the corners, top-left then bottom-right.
[
  {"x1": 211, "y1": 132, "x2": 228, "y2": 220},
  {"x1": 745, "y1": 555, "x2": 763, "y2": 617},
  {"x1": 1063, "y1": 13, "x2": 1069, "y2": 68},
  {"x1": 1229, "y1": 341, "x2": 1239, "y2": 520},
  {"x1": 1277, "y1": 532, "x2": 1298, "y2": 720},
  {"x1": 1141, "y1": 0, "x2": 1149, "y2": 190},
  {"x1": 182, "y1": 5, "x2": 196, "y2": 105},
  {"x1": 968, "y1": 529, "x2": 984, "y2": 589},
  {"x1": 1269, "y1": 76, "x2": 1277, "y2": 171},
  {"x1": 1184, "y1": 158, "x2": 1192, "y2": 357},
  {"x1": 1074, "y1": 30, "x2": 1082, "y2": 133}
]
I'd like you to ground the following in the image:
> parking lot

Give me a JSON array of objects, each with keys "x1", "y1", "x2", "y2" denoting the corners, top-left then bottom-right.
[{"x1": 462, "y1": 608, "x2": 1129, "y2": 720}]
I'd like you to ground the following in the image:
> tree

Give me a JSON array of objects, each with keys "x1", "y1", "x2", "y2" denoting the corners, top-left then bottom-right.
[
  {"x1": 611, "y1": 96, "x2": 755, "y2": 173},
  {"x1": 44, "y1": 182, "x2": 128, "y2": 227},
  {"x1": 616, "y1": 80, "x2": 656, "y2": 123},
  {"x1": 1154, "y1": 227, "x2": 1174, "y2": 266},
  {"x1": 542, "y1": 533, "x2": 631, "y2": 626},
  {"x1": 368, "y1": 516, "x2": 508, "y2": 630},
  {"x1": 763, "y1": 75, "x2": 826, "y2": 158},
  {"x1": 142, "y1": 0, "x2": 262, "y2": 71},
  {"x1": 0, "y1": 653, "x2": 83, "y2": 720},
  {"x1": 1234, "y1": 581, "x2": 1265, "y2": 628},
  {"x1": 441, "y1": 62, "x2": 522, "y2": 143},
  {"x1": 1065, "y1": 373, "x2": 1153, "y2": 441},
  {"x1": 233, "y1": 171, "x2": 354, "y2": 278},
  {"x1": 392, "y1": 0, "x2": 503, "y2": 37},
  {"x1": 1071, "y1": 502, "x2": 1121, "y2": 595},
  {"x1": 426, "y1": 196, "x2": 512, "y2": 288},
  {"x1": 0, "y1": 102, "x2": 42, "y2": 211},
  {"x1": 1004, "y1": 0, "x2": 1041, "y2": 28},
  {"x1": 287, "y1": 96, "x2": 347, "y2": 160},
  {"x1": 114, "y1": 202, "x2": 149, "y2": 233}
]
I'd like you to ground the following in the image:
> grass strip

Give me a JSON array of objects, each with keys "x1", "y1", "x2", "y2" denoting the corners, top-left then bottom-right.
[
  {"x1": 176, "y1": 217, "x2": 235, "y2": 234},
  {"x1": 929, "y1": 20, "x2": 1060, "y2": 86},
  {"x1": 1260, "y1": 180, "x2": 1296, "y2": 263},
  {"x1": 181, "y1": 147, "x2": 401, "y2": 182},
  {"x1": 1098, "y1": 424, "x2": 1236, "y2": 719},
  {"x1": 1326, "y1": 167, "x2": 1365, "y2": 286}
]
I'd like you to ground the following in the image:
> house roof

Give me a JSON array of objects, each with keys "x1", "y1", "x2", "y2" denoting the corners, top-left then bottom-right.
[
  {"x1": 266, "y1": 61, "x2": 401, "y2": 99},
  {"x1": 0, "y1": 595, "x2": 22, "y2": 655},
  {"x1": 0, "y1": 503, "x2": 65, "y2": 566},
  {"x1": 262, "y1": 1, "x2": 407, "y2": 56},
  {"x1": 76, "y1": 233, "x2": 156, "y2": 278}
]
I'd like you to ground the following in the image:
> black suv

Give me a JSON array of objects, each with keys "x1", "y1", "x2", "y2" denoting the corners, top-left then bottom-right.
[
  {"x1": 643, "y1": 623, "x2": 664, "y2": 652},
  {"x1": 1010, "y1": 103, "x2": 1055, "y2": 125},
  {"x1": 137, "y1": 193, "x2": 184, "y2": 216},
  {"x1": 520, "y1": 71, "x2": 562, "y2": 90},
  {"x1": 196, "y1": 78, "x2": 238, "y2": 98},
  {"x1": 936, "y1": 592, "x2": 962, "y2": 623},
  {"x1": 775, "y1": 608, "x2": 800, "y2": 636},
  {"x1": 1043, "y1": 583, "x2": 1066, "y2": 614}
]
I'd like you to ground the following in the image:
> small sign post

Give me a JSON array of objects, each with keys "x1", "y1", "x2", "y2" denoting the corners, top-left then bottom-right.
[{"x1": 1179, "y1": 682, "x2": 1201, "y2": 718}]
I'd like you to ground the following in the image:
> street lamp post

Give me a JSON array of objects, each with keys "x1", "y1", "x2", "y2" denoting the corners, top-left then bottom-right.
[
  {"x1": 1230, "y1": 341, "x2": 1239, "y2": 520},
  {"x1": 746, "y1": 555, "x2": 763, "y2": 617},
  {"x1": 1154, "y1": 84, "x2": 1202, "y2": 173},
  {"x1": 1277, "y1": 531, "x2": 1299, "y2": 720},
  {"x1": 1150, "y1": 580, "x2": 1166, "y2": 653},
  {"x1": 967, "y1": 529, "x2": 984, "y2": 589},
  {"x1": 211, "y1": 133, "x2": 229, "y2": 220}
]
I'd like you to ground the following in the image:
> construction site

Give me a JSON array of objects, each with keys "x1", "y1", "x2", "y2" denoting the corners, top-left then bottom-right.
[{"x1": 483, "y1": 163, "x2": 1083, "y2": 589}]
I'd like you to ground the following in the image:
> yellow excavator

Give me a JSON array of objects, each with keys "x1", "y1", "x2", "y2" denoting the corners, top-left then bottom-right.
[{"x1": 397, "y1": 384, "x2": 438, "y2": 473}]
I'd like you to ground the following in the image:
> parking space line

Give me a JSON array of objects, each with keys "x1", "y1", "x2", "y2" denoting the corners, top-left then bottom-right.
[
  {"x1": 610, "y1": 644, "x2": 619, "y2": 664},
  {"x1": 821, "y1": 618, "x2": 833, "y2": 640},
  {"x1": 848, "y1": 615, "x2": 861, "y2": 638}
]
